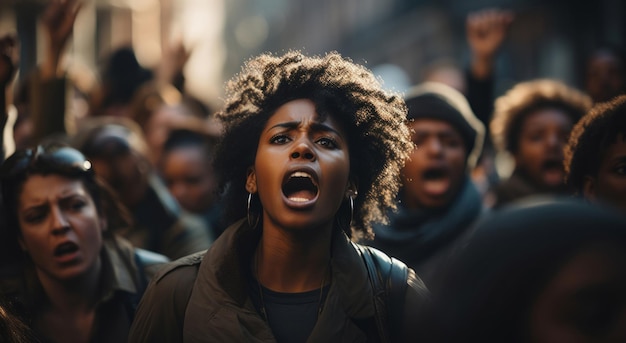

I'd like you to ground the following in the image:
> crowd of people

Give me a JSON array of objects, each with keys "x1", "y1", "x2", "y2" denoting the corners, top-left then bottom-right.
[{"x1": 0, "y1": 1, "x2": 625, "y2": 342}]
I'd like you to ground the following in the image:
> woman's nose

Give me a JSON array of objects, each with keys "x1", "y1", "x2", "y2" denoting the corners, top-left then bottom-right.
[
  {"x1": 50, "y1": 207, "x2": 70, "y2": 235},
  {"x1": 290, "y1": 142, "x2": 316, "y2": 161}
]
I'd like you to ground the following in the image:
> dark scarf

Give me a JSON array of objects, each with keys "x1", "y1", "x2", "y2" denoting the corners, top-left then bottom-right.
[{"x1": 370, "y1": 177, "x2": 483, "y2": 269}]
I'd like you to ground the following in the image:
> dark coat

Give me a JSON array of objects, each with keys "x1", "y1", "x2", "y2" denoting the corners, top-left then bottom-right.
[{"x1": 129, "y1": 219, "x2": 430, "y2": 342}]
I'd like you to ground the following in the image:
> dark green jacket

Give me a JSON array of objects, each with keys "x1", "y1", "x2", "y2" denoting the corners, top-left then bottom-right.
[{"x1": 129, "y1": 219, "x2": 430, "y2": 342}]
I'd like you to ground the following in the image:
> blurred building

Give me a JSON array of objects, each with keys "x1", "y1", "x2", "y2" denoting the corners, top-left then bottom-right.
[{"x1": 1, "y1": 0, "x2": 624, "y2": 106}]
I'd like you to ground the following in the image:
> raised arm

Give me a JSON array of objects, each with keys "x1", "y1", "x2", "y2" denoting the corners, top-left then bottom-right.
[
  {"x1": 467, "y1": 8, "x2": 514, "y2": 81},
  {"x1": 466, "y1": 8, "x2": 514, "y2": 127},
  {"x1": 30, "y1": 0, "x2": 82, "y2": 143}
]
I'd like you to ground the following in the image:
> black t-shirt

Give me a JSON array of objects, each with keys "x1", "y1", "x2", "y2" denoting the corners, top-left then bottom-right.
[{"x1": 249, "y1": 279, "x2": 329, "y2": 343}]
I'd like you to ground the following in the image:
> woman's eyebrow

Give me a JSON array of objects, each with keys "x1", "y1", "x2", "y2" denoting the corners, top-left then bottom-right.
[{"x1": 266, "y1": 121, "x2": 341, "y2": 136}]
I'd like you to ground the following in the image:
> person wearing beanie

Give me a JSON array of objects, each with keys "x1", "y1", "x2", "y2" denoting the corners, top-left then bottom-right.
[
  {"x1": 367, "y1": 82, "x2": 485, "y2": 288},
  {"x1": 564, "y1": 94, "x2": 626, "y2": 212},
  {"x1": 489, "y1": 79, "x2": 592, "y2": 208}
]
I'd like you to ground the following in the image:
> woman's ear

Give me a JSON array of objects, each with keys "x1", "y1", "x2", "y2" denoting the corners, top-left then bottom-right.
[
  {"x1": 583, "y1": 175, "x2": 597, "y2": 201},
  {"x1": 246, "y1": 167, "x2": 258, "y2": 194}
]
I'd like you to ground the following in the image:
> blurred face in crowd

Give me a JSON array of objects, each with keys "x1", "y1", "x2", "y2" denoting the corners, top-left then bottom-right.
[
  {"x1": 529, "y1": 241, "x2": 626, "y2": 342},
  {"x1": 515, "y1": 108, "x2": 574, "y2": 189},
  {"x1": 401, "y1": 119, "x2": 466, "y2": 209},
  {"x1": 247, "y1": 99, "x2": 351, "y2": 232},
  {"x1": 145, "y1": 104, "x2": 192, "y2": 164},
  {"x1": 583, "y1": 134, "x2": 626, "y2": 212},
  {"x1": 90, "y1": 151, "x2": 149, "y2": 209},
  {"x1": 17, "y1": 174, "x2": 103, "y2": 283},
  {"x1": 161, "y1": 145, "x2": 217, "y2": 214},
  {"x1": 586, "y1": 50, "x2": 625, "y2": 104}
]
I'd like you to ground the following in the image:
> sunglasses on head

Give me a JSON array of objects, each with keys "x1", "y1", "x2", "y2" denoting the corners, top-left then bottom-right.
[{"x1": 0, "y1": 145, "x2": 93, "y2": 179}]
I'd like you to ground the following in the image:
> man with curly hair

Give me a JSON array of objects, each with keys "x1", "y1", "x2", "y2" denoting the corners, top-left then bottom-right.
[
  {"x1": 489, "y1": 79, "x2": 592, "y2": 208},
  {"x1": 564, "y1": 95, "x2": 626, "y2": 212},
  {"x1": 129, "y1": 51, "x2": 429, "y2": 342},
  {"x1": 369, "y1": 82, "x2": 485, "y2": 287}
]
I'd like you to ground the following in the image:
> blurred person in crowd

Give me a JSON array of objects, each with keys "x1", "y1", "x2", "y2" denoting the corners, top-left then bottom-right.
[
  {"x1": 424, "y1": 9, "x2": 514, "y2": 203},
  {"x1": 74, "y1": 117, "x2": 212, "y2": 259},
  {"x1": 89, "y1": 46, "x2": 153, "y2": 118},
  {"x1": 465, "y1": 8, "x2": 514, "y2": 200},
  {"x1": 0, "y1": 144, "x2": 168, "y2": 342},
  {"x1": 16, "y1": 0, "x2": 82, "y2": 148},
  {"x1": 130, "y1": 84, "x2": 218, "y2": 165},
  {"x1": 9, "y1": 0, "x2": 98, "y2": 153},
  {"x1": 369, "y1": 82, "x2": 485, "y2": 287},
  {"x1": 584, "y1": 44, "x2": 626, "y2": 104},
  {"x1": 0, "y1": 34, "x2": 19, "y2": 268},
  {"x1": 426, "y1": 199, "x2": 626, "y2": 342},
  {"x1": 160, "y1": 128, "x2": 224, "y2": 238},
  {"x1": 424, "y1": 8, "x2": 513, "y2": 138},
  {"x1": 565, "y1": 94, "x2": 626, "y2": 212},
  {"x1": 1, "y1": 34, "x2": 18, "y2": 162},
  {"x1": 129, "y1": 50, "x2": 429, "y2": 342},
  {"x1": 489, "y1": 79, "x2": 592, "y2": 208}
]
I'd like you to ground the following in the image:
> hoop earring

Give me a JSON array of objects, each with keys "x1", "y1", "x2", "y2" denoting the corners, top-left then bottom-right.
[
  {"x1": 247, "y1": 193, "x2": 260, "y2": 229},
  {"x1": 349, "y1": 196, "x2": 355, "y2": 228}
]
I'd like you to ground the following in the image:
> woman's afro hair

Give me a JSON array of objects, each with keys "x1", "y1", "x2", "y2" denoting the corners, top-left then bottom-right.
[
  {"x1": 213, "y1": 50, "x2": 413, "y2": 239},
  {"x1": 564, "y1": 94, "x2": 626, "y2": 195},
  {"x1": 490, "y1": 79, "x2": 592, "y2": 154}
]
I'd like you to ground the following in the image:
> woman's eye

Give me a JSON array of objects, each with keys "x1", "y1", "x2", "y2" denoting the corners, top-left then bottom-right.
[
  {"x1": 317, "y1": 137, "x2": 338, "y2": 149},
  {"x1": 270, "y1": 134, "x2": 290, "y2": 144},
  {"x1": 615, "y1": 164, "x2": 626, "y2": 175},
  {"x1": 69, "y1": 200, "x2": 87, "y2": 211},
  {"x1": 24, "y1": 211, "x2": 46, "y2": 224}
]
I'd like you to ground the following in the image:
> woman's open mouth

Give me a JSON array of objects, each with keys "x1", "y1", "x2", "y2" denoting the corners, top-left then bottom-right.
[
  {"x1": 282, "y1": 171, "x2": 319, "y2": 207},
  {"x1": 421, "y1": 167, "x2": 451, "y2": 197},
  {"x1": 53, "y1": 241, "x2": 81, "y2": 264},
  {"x1": 541, "y1": 158, "x2": 565, "y2": 186}
]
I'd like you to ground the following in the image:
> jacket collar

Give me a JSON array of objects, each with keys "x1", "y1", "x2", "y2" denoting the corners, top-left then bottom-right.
[{"x1": 184, "y1": 219, "x2": 376, "y2": 341}]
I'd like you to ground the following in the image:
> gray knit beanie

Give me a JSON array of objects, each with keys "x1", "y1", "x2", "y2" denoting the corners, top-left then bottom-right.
[{"x1": 404, "y1": 82, "x2": 485, "y2": 169}]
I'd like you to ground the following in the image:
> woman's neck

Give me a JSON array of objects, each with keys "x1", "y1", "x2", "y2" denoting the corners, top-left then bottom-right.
[
  {"x1": 256, "y1": 219, "x2": 333, "y2": 293},
  {"x1": 36, "y1": 257, "x2": 103, "y2": 313}
]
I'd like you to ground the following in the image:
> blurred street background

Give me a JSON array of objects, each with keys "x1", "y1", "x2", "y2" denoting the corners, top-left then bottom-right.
[{"x1": 1, "y1": 0, "x2": 623, "y2": 110}]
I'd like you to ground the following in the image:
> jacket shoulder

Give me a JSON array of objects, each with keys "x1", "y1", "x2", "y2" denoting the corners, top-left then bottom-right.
[
  {"x1": 128, "y1": 251, "x2": 206, "y2": 342},
  {"x1": 153, "y1": 250, "x2": 206, "y2": 283}
]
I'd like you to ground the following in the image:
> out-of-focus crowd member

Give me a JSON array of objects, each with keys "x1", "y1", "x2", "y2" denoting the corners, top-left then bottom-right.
[
  {"x1": 426, "y1": 199, "x2": 626, "y2": 342},
  {"x1": 565, "y1": 94, "x2": 626, "y2": 212},
  {"x1": 160, "y1": 128, "x2": 224, "y2": 238},
  {"x1": 0, "y1": 144, "x2": 168, "y2": 342},
  {"x1": 129, "y1": 50, "x2": 429, "y2": 343},
  {"x1": 0, "y1": 34, "x2": 18, "y2": 267},
  {"x1": 424, "y1": 9, "x2": 514, "y2": 204},
  {"x1": 584, "y1": 44, "x2": 626, "y2": 104},
  {"x1": 129, "y1": 84, "x2": 216, "y2": 166},
  {"x1": 369, "y1": 82, "x2": 485, "y2": 287},
  {"x1": 74, "y1": 117, "x2": 212, "y2": 259},
  {"x1": 489, "y1": 79, "x2": 592, "y2": 208},
  {"x1": 20, "y1": 0, "x2": 81, "y2": 148},
  {"x1": 89, "y1": 46, "x2": 154, "y2": 118},
  {"x1": 0, "y1": 34, "x2": 17, "y2": 162}
]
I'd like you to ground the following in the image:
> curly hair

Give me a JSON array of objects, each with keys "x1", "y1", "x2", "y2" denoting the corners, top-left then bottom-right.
[
  {"x1": 213, "y1": 51, "x2": 413, "y2": 239},
  {"x1": 564, "y1": 95, "x2": 626, "y2": 195},
  {"x1": 490, "y1": 79, "x2": 592, "y2": 154}
]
